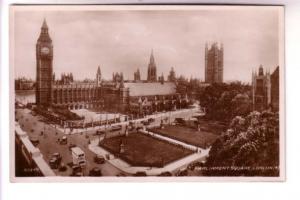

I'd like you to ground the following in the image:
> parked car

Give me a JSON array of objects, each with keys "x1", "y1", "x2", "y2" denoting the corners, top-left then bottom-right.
[
  {"x1": 175, "y1": 118, "x2": 185, "y2": 125},
  {"x1": 158, "y1": 171, "x2": 172, "y2": 176},
  {"x1": 95, "y1": 130, "x2": 105, "y2": 135},
  {"x1": 148, "y1": 118, "x2": 155, "y2": 123},
  {"x1": 94, "y1": 155, "x2": 105, "y2": 164},
  {"x1": 52, "y1": 152, "x2": 62, "y2": 164},
  {"x1": 110, "y1": 125, "x2": 122, "y2": 132},
  {"x1": 59, "y1": 136, "x2": 68, "y2": 145},
  {"x1": 176, "y1": 169, "x2": 188, "y2": 176},
  {"x1": 116, "y1": 172, "x2": 126, "y2": 177},
  {"x1": 49, "y1": 158, "x2": 59, "y2": 169},
  {"x1": 141, "y1": 120, "x2": 150, "y2": 126},
  {"x1": 30, "y1": 137, "x2": 39, "y2": 146},
  {"x1": 89, "y1": 167, "x2": 102, "y2": 176},
  {"x1": 71, "y1": 165, "x2": 83, "y2": 176},
  {"x1": 58, "y1": 162, "x2": 67, "y2": 172},
  {"x1": 188, "y1": 161, "x2": 205, "y2": 170},
  {"x1": 49, "y1": 152, "x2": 62, "y2": 169},
  {"x1": 134, "y1": 171, "x2": 147, "y2": 176},
  {"x1": 68, "y1": 143, "x2": 76, "y2": 151}
]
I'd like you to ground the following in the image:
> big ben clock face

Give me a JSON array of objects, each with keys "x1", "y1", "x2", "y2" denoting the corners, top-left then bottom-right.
[{"x1": 41, "y1": 47, "x2": 50, "y2": 55}]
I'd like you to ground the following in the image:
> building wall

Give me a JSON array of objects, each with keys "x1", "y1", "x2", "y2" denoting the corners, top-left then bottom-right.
[
  {"x1": 15, "y1": 79, "x2": 35, "y2": 90},
  {"x1": 271, "y1": 66, "x2": 279, "y2": 111},
  {"x1": 34, "y1": 22, "x2": 187, "y2": 113},
  {"x1": 128, "y1": 93, "x2": 186, "y2": 116},
  {"x1": 252, "y1": 66, "x2": 273, "y2": 112},
  {"x1": 52, "y1": 84, "x2": 103, "y2": 109}
]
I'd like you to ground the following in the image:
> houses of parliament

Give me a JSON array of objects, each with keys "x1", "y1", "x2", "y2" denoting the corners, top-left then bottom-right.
[{"x1": 36, "y1": 20, "x2": 186, "y2": 115}]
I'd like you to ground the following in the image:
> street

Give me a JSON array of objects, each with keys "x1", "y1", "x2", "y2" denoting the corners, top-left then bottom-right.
[{"x1": 15, "y1": 108, "x2": 122, "y2": 176}]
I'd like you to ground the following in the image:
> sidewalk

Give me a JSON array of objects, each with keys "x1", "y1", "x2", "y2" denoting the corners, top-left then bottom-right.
[{"x1": 139, "y1": 129, "x2": 201, "y2": 152}]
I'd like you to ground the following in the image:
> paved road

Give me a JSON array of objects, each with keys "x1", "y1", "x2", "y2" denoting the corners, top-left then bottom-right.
[
  {"x1": 15, "y1": 106, "x2": 203, "y2": 177},
  {"x1": 57, "y1": 107, "x2": 200, "y2": 136},
  {"x1": 15, "y1": 108, "x2": 122, "y2": 176}
]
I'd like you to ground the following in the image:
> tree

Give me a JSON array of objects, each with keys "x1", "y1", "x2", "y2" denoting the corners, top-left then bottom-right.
[
  {"x1": 204, "y1": 110, "x2": 279, "y2": 176},
  {"x1": 199, "y1": 82, "x2": 252, "y2": 122}
]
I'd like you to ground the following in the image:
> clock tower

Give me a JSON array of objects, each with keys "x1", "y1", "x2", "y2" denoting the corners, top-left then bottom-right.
[{"x1": 36, "y1": 19, "x2": 53, "y2": 107}]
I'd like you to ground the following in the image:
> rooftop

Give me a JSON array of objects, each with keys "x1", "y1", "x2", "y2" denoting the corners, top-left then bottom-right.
[{"x1": 124, "y1": 82, "x2": 176, "y2": 97}]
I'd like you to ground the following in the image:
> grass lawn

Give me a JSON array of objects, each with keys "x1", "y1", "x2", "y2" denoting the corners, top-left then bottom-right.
[
  {"x1": 99, "y1": 132, "x2": 193, "y2": 167},
  {"x1": 150, "y1": 124, "x2": 220, "y2": 148}
]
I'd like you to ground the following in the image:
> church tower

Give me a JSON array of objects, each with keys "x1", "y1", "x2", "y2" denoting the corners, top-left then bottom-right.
[
  {"x1": 36, "y1": 19, "x2": 53, "y2": 107},
  {"x1": 147, "y1": 50, "x2": 157, "y2": 82},
  {"x1": 96, "y1": 66, "x2": 102, "y2": 86},
  {"x1": 168, "y1": 67, "x2": 176, "y2": 82},
  {"x1": 252, "y1": 65, "x2": 271, "y2": 111},
  {"x1": 134, "y1": 68, "x2": 141, "y2": 81},
  {"x1": 205, "y1": 42, "x2": 224, "y2": 83}
]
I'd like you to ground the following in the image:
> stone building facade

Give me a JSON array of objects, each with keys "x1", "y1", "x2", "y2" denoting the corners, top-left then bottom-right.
[
  {"x1": 35, "y1": 20, "x2": 186, "y2": 114},
  {"x1": 205, "y1": 42, "x2": 224, "y2": 83},
  {"x1": 252, "y1": 65, "x2": 279, "y2": 112},
  {"x1": 271, "y1": 66, "x2": 279, "y2": 111},
  {"x1": 15, "y1": 77, "x2": 35, "y2": 90},
  {"x1": 133, "y1": 69, "x2": 141, "y2": 81},
  {"x1": 36, "y1": 19, "x2": 53, "y2": 107}
]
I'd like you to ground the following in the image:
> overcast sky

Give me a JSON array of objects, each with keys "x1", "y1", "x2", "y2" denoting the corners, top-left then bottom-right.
[{"x1": 13, "y1": 6, "x2": 282, "y2": 83}]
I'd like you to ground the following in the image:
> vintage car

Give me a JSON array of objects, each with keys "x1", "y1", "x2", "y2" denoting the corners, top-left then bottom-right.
[
  {"x1": 94, "y1": 155, "x2": 105, "y2": 164},
  {"x1": 89, "y1": 167, "x2": 102, "y2": 177}
]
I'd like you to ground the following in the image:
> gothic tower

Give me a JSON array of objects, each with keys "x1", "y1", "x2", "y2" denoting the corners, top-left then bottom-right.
[
  {"x1": 205, "y1": 42, "x2": 224, "y2": 83},
  {"x1": 147, "y1": 50, "x2": 157, "y2": 82},
  {"x1": 252, "y1": 65, "x2": 271, "y2": 111},
  {"x1": 36, "y1": 19, "x2": 53, "y2": 107},
  {"x1": 205, "y1": 43, "x2": 208, "y2": 83},
  {"x1": 168, "y1": 67, "x2": 176, "y2": 82},
  {"x1": 134, "y1": 68, "x2": 141, "y2": 81},
  {"x1": 96, "y1": 66, "x2": 102, "y2": 86}
]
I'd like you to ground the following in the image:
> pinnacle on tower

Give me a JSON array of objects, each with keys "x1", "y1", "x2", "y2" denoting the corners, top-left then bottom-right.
[
  {"x1": 38, "y1": 18, "x2": 52, "y2": 43},
  {"x1": 97, "y1": 66, "x2": 101, "y2": 75},
  {"x1": 96, "y1": 66, "x2": 102, "y2": 86},
  {"x1": 150, "y1": 49, "x2": 155, "y2": 65},
  {"x1": 42, "y1": 18, "x2": 48, "y2": 29},
  {"x1": 120, "y1": 75, "x2": 124, "y2": 88},
  {"x1": 147, "y1": 49, "x2": 157, "y2": 82}
]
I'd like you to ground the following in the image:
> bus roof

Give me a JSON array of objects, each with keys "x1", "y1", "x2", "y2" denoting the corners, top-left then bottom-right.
[{"x1": 71, "y1": 147, "x2": 84, "y2": 155}]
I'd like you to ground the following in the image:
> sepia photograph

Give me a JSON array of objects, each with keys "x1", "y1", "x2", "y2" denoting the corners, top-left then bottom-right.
[{"x1": 10, "y1": 5, "x2": 284, "y2": 181}]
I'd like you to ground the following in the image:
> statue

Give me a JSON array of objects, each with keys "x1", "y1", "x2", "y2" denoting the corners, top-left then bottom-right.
[{"x1": 119, "y1": 140, "x2": 125, "y2": 154}]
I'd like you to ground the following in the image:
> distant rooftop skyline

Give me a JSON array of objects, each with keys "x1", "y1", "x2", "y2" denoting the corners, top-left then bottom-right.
[{"x1": 12, "y1": 6, "x2": 282, "y2": 83}]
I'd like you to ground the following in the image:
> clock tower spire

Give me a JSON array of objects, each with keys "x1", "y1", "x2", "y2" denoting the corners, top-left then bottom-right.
[{"x1": 36, "y1": 19, "x2": 53, "y2": 107}]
